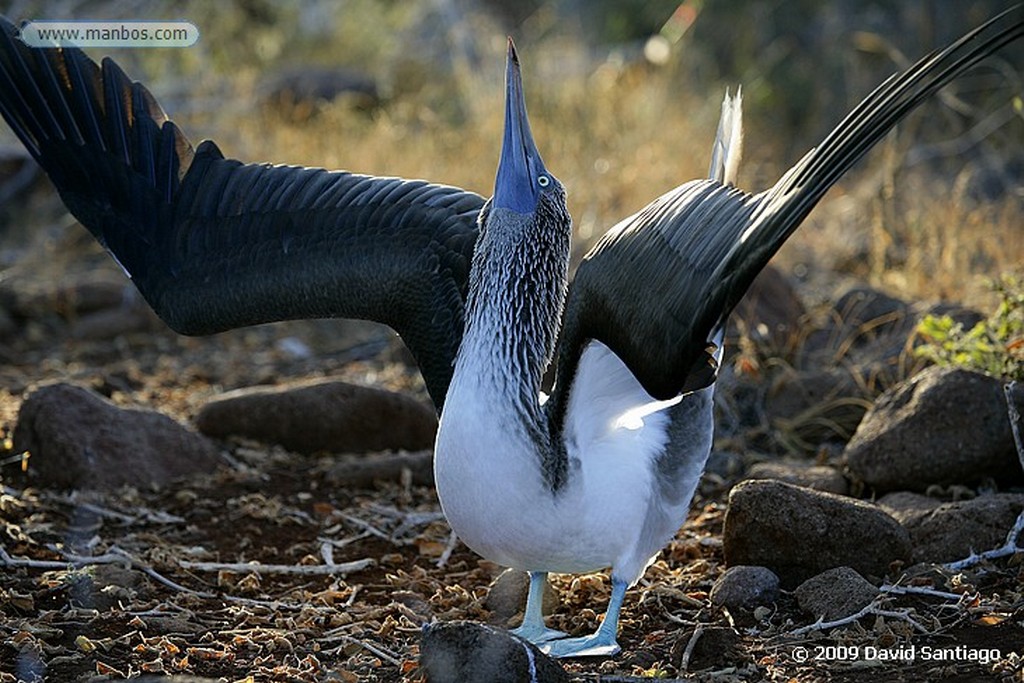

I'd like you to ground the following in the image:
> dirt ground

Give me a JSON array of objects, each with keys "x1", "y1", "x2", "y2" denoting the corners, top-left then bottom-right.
[{"x1": 0, "y1": 201, "x2": 1022, "y2": 682}]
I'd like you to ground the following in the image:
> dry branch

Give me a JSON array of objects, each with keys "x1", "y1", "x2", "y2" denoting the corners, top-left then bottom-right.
[
  {"x1": 787, "y1": 596, "x2": 929, "y2": 637},
  {"x1": 179, "y1": 558, "x2": 374, "y2": 575}
]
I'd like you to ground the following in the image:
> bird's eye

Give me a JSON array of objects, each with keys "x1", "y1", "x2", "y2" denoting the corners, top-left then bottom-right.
[{"x1": 537, "y1": 175, "x2": 550, "y2": 188}]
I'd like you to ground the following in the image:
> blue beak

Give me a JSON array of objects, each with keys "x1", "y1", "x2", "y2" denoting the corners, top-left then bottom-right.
[{"x1": 494, "y1": 38, "x2": 546, "y2": 213}]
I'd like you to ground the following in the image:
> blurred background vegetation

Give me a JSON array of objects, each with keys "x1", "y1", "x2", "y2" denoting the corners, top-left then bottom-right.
[{"x1": 1, "y1": 0, "x2": 1021, "y2": 308}]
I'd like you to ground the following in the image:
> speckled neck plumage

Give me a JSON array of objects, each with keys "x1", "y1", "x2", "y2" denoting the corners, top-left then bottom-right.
[{"x1": 459, "y1": 197, "x2": 572, "y2": 488}]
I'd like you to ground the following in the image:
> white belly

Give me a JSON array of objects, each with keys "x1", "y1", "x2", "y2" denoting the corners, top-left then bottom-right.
[{"x1": 434, "y1": 341, "x2": 708, "y2": 580}]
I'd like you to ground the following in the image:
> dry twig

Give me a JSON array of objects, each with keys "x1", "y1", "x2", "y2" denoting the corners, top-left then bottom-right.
[
  {"x1": 678, "y1": 623, "x2": 705, "y2": 672},
  {"x1": 787, "y1": 596, "x2": 929, "y2": 637},
  {"x1": 179, "y1": 558, "x2": 374, "y2": 575}
]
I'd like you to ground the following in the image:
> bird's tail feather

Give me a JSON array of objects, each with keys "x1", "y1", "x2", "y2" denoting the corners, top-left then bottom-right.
[
  {"x1": 717, "y1": 5, "x2": 1022, "y2": 311},
  {"x1": 708, "y1": 87, "x2": 743, "y2": 186}
]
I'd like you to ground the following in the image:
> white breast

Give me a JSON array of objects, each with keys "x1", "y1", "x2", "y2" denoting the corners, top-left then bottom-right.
[{"x1": 434, "y1": 340, "x2": 712, "y2": 582}]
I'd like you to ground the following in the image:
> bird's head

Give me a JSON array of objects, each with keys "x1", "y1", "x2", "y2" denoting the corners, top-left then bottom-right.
[{"x1": 492, "y1": 38, "x2": 565, "y2": 218}]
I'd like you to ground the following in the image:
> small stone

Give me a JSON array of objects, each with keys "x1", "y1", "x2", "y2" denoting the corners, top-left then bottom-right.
[
  {"x1": 420, "y1": 621, "x2": 569, "y2": 683},
  {"x1": 709, "y1": 565, "x2": 780, "y2": 613},
  {"x1": 844, "y1": 367, "x2": 1023, "y2": 492},
  {"x1": 874, "y1": 491, "x2": 942, "y2": 526},
  {"x1": 391, "y1": 591, "x2": 433, "y2": 620},
  {"x1": 745, "y1": 461, "x2": 849, "y2": 495},
  {"x1": 485, "y1": 569, "x2": 558, "y2": 626},
  {"x1": 794, "y1": 567, "x2": 879, "y2": 622},
  {"x1": 723, "y1": 479, "x2": 911, "y2": 588},
  {"x1": 13, "y1": 383, "x2": 220, "y2": 491},
  {"x1": 195, "y1": 379, "x2": 437, "y2": 454},
  {"x1": 671, "y1": 625, "x2": 745, "y2": 672},
  {"x1": 324, "y1": 450, "x2": 435, "y2": 488}
]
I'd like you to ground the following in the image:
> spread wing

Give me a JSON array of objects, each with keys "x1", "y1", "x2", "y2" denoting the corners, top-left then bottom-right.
[
  {"x1": 547, "y1": 5, "x2": 1023, "y2": 429},
  {"x1": 0, "y1": 16, "x2": 485, "y2": 410}
]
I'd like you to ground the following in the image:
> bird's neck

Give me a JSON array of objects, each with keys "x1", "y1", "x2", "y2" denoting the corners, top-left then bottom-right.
[{"x1": 457, "y1": 207, "x2": 569, "y2": 414}]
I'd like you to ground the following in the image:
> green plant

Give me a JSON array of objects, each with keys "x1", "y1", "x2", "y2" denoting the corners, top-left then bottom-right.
[{"x1": 915, "y1": 273, "x2": 1024, "y2": 380}]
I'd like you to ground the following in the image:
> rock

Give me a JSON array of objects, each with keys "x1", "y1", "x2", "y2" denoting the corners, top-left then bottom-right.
[
  {"x1": 745, "y1": 461, "x2": 849, "y2": 495},
  {"x1": 709, "y1": 565, "x2": 780, "y2": 613},
  {"x1": 392, "y1": 591, "x2": 434, "y2": 621},
  {"x1": 878, "y1": 492, "x2": 1024, "y2": 564},
  {"x1": 844, "y1": 367, "x2": 1023, "y2": 492},
  {"x1": 765, "y1": 368, "x2": 869, "y2": 451},
  {"x1": 195, "y1": 379, "x2": 437, "y2": 454},
  {"x1": 420, "y1": 621, "x2": 569, "y2": 683},
  {"x1": 874, "y1": 491, "x2": 942, "y2": 526},
  {"x1": 69, "y1": 304, "x2": 157, "y2": 340},
  {"x1": 671, "y1": 625, "x2": 745, "y2": 672},
  {"x1": 65, "y1": 564, "x2": 151, "y2": 611},
  {"x1": 805, "y1": 287, "x2": 911, "y2": 355},
  {"x1": 723, "y1": 479, "x2": 911, "y2": 588},
  {"x1": 324, "y1": 450, "x2": 435, "y2": 488},
  {"x1": 485, "y1": 569, "x2": 558, "y2": 626},
  {"x1": 730, "y1": 264, "x2": 806, "y2": 353},
  {"x1": 13, "y1": 383, "x2": 220, "y2": 491},
  {"x1": 799, "y1": 286, "x2": 928, "y2": 389},
  {"x1": 794, "y1": 567, "x2": 878, "y2": 622},
  {"x1": 9, "y1": 275, "x2": 137, "y2": 319},
  {"x1": 834, "y1": 287, "x2": 910, "y2": 338}
]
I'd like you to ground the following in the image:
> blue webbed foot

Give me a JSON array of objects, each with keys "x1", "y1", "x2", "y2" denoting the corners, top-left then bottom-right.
[
  {"x1": 510, "y1": 622, "x2": 568, "y2": 644},
  {"x1": 509, "y1": 572, "x2": 567, "y2": 644},
  {"x1": 540, "y1": 576, "x2": 628, "y2": 658},
  {"x1": 540, "y1": 631, "x2": 621, "y2": 658}
]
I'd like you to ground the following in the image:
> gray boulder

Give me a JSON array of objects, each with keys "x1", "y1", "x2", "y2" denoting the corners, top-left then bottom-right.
[
  {"x1": 14, "y1": 383, "x2": 220, "y2": 490},
  {"x1": 844, "y1": 366, "x2": 1023, "y2": 492},
  {"x1": 723, "y1": 479, "x2": 911, "y2": 587},
  {"x1": 878, "y1": 491, "x2": 1024, "y2": 563}
]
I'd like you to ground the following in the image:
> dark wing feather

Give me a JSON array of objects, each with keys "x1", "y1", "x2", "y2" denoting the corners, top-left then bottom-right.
[
  {"x1": 549, "y1": 5, "x2": 1023, "y2": 426},
  {"x1": 553, "y1": 180, "x2": 758, "y2": 404},
  {"x1": 0, "y1": 16, "x2": 484, "y2": 410}
]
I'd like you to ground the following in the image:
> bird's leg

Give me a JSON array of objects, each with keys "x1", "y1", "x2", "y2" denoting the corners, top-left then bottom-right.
[
  {"x1": 509, "y1": 571, "x2": 567, "y2": 643},
  {"x1": 541, "y1": 577, "x2": 626, "y2": 658}
]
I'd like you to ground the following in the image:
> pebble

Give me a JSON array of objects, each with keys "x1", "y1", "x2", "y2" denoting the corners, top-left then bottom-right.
[
  {"x1": 709, "y1": 565, "x2": 780, "y2": 613},
  {"x1": 794, "y1": 566, "x2": 879, "y2": 622},
  {"x1": 485, "y1": 569, "x2": 558, "y2": 627},
  {"x1": 745, "y1": 461, "x2": 849, "y2": 495}
]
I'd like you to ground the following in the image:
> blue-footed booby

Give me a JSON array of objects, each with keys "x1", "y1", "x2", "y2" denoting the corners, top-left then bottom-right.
[{"x1": 1, "y1": 8, "x2": 1021, "y2": 658}]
